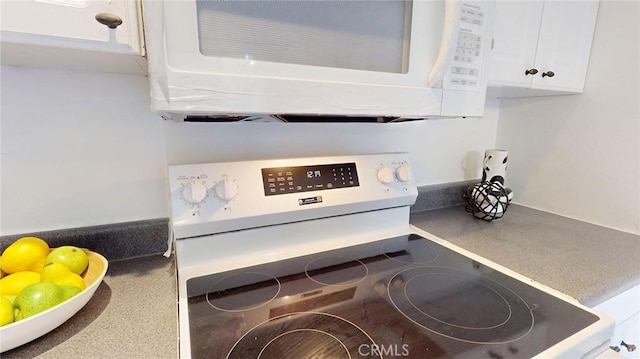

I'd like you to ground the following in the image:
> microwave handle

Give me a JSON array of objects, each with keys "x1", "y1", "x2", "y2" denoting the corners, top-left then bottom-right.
[{"x1": 427, "y1": 0, "x2": 463, "y2": 88}]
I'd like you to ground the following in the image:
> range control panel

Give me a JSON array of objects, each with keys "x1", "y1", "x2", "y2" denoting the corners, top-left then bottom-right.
[
  {"x1": 168, "y1": 153, "x2": 418, "y2": 239},
  {"x1": 262, "y1": 162, "x2": 359, "y2": 196}
]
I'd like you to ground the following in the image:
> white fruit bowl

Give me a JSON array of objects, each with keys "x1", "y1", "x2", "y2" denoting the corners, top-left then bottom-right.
[{"x1": 0, "y1": 250, "x2": 108, "y2": 353}]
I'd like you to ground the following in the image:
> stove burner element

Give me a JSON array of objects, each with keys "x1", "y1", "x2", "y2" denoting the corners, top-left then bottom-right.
[
  {"x1": 406, "y1": 273, "x2": 511, "y2": 329},
  {"x1": 305, "y1": 256, "x2": 368, "y2": 286},
  {"x1": 382, "y1": 239, "x2": 438, "y2": 264},
  {"x1": 206, "y1": 272, "x2": 281, "y2": 312},
  {"x1": 389, "y1": 266, "x2": 534, "y2": 344},
  {"x1": 226, "y1": 312, "x2": 382, "y2": 359},
  {"x1": 258, "y1": 329, "x2": 350, "y2": 359}
]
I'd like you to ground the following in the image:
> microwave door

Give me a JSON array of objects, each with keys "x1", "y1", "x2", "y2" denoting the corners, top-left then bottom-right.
[
  {"x1": 142, "y1": 0, "x2": 490, "y2": 119},
  {"x1": 428, "y1": 0, "x2": 463, "y2": 88}
]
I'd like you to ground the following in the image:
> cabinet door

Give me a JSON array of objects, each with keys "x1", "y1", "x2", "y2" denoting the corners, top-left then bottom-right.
[
  {"x1": 594, "y1": 285, "x2": 640, "y2": 358},
  {"x1": 0, "y1": 0, "x2": 141, "y2": 54},
  {"x1": 531, "y1": 1, "x2": 599, "y2": 92},
  {"x1": 612, "y1": 311, "x2": 640, "y2": 358},
  {"x1": 488, "y1": 1, "x2": 544, "y2": 88}
]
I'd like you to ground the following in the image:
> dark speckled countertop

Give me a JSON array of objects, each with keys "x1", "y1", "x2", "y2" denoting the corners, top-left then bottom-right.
[{"x1": 410, "y1": 205, "x2": 640, "y2": 307}]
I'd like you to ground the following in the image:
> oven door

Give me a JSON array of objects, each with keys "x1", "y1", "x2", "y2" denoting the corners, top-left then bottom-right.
[{"x1": 142, "y1": 0, "x2": 490, "y2": 119}]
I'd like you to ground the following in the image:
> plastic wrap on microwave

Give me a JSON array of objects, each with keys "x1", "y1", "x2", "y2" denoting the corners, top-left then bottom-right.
[{"x1": 141, "y1": 0, "x2": 492, "y2": 120}]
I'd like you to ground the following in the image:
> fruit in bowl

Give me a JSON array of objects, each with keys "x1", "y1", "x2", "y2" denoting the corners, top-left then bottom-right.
[
  {"x1": 45, "y1": 246, "x2": 89, "y2": 275},
  {"x1": 41, "y1": 262, "x2": 86, "y2": 290},
  {"x1": 0, "y1": 237, "x2": 108, "y2": 352},
  {"x1": 1, "y1": 237, "x2": 49, "y2": 273},
  {"x1": 0, "y1": 271, "x2": 41, "y2": 296},
  {"x1": 13, "y1": 282, "x2": 67, "y2": 321},
  {"x1": 0, "y1": 297, "x2": 13, "y2": 326}
]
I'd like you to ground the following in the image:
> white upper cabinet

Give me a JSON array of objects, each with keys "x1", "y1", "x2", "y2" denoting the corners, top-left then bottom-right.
[
  {"x1": 488, "y1": 1, "x2": 544, "y2": 89},
  {"x1": 488, "y1": 0, "x2": 600, "y2": 97},
  {"x1": 0, "y1": 0, "x2": 145, "y2": 74}
]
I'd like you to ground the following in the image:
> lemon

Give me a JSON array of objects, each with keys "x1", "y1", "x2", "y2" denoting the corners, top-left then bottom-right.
[
  {"x1": 41, "y1": 262, "x2": 86, "y2": 291},
  {"x1": 55, "y1": 273, "x2": 86, "y2": 291},
  {"x1": 1, "y1": 237, "x2": 50, "y2": 273},
  {"x1": 0, "y1": 297, "x2": 14, "y2": 326},
  {"x1": 0, "y1": 271, "x2": 42, "y2": 296},
  {"x1": 2, "y1": 295, "x2": 16, "y2": 304}
]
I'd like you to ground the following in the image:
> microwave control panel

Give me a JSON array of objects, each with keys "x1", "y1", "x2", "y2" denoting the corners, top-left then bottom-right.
[{"x1": 444, "y1": 2, "x2": 488, "y2": 91}]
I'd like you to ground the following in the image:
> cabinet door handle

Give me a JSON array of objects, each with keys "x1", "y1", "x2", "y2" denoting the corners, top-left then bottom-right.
[
  {"x1": 95, "y1": 13, "x2": 123, "y2": 29},
  {"x1": 542, "y1": 71, "x2": 555, "y2": 78},
  {"x1": 525, "y1": 68, "x2": 539, "y2": 76},
  {"x1": 621, "y1": 341, "x2": 637, "y2": 352}
]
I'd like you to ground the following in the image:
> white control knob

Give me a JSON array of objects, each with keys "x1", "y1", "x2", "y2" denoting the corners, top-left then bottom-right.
[
  {"x1": 215, "y1": 177, "x2": 239, "y2": 201},
  {"x1": 182, "y1": 180, "x2": 207, "y2": 204},
  {"x1": 395, "y1": 164, "x2": 411, "y2": 182},
  {"x1": 377, "y1": 166, "x2": 394, "y2": 184}
]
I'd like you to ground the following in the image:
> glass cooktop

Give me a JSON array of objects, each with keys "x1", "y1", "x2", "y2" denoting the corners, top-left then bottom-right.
[{"x1": 185, "y1": 234, "x2": 599, "y2": 358}]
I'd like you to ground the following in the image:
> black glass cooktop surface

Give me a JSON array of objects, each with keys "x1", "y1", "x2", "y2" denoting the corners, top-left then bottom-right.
[{"x1": 185, "y1": 234, "x2": 599, "y2": 358}]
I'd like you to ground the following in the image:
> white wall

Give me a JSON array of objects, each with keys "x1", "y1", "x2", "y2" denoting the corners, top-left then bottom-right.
[
  {"x1": 163, "y1": 101, "x2": 500, "y2": 186},
  {"x1": 495, "y1": 0, "x2": 640, "y2": 234},
  {"x1": 0, "y1": 66, "x2": 168, "y2": 235},
  {"x1": 0, "y1": 65, "x2": 499, "y2": 236},
  {"x1": 3, "y1": 2, "x2": 636, "y2": 237}
]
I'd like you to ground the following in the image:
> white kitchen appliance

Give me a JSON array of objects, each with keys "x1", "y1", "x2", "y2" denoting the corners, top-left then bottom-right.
[
  {"x1": 142, "y1": 0, "x2": 492, "y2": 120},
  {"x1": 169, "y1": 152, "x2": 614, "y2": 358}
]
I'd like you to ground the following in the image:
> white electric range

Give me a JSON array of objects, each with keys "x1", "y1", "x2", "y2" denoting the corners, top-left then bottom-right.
[{"x1": 168, "y1": 152, "x2": 614, "y2": 358}]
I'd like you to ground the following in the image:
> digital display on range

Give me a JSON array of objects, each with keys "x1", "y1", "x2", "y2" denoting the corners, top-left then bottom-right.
[{"x1": 262, "y1": 162, "x2": 359, "y2": 196}]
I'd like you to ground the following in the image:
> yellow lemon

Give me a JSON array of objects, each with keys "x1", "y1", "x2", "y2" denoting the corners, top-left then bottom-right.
[
  {"x1": 56, "y1": 273, "x2": 86, "y2": 291},
  {"x1": 41, "y1": 262, "x2": 86, "y2": 291},
  {"x1": 0, "y1": 296, "x2": 14, "y2": 326},
  {"x1": 1, "y1": 237, "x2": 50, "y2": 273},
  {"x1": 2, "y1": 295, "x2": 16, "y2": 305},
  {"x1": 40, "y1": 262, "x2": 71, "y2": 282},
  {"x1": 0, "y1": 271, "x2": 42, "y2": 296}
]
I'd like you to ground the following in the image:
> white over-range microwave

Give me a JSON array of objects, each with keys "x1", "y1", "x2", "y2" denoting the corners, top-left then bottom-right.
[{"x1": 141, "y1": 0, "x2": 493, "y2": 121}]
